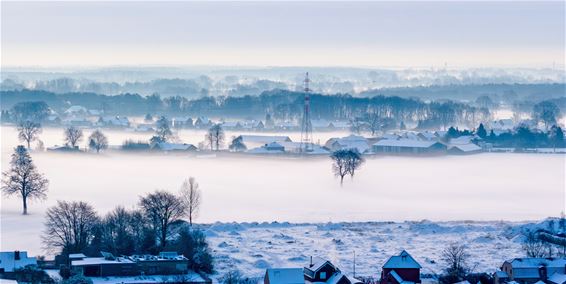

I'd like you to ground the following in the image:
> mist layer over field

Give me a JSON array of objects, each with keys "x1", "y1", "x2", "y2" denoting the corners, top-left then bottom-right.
[{"x1": 1, "y1": 126, "x2": 564, "y2": 256}]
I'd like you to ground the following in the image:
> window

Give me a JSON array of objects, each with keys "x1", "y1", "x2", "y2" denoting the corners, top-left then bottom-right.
[{"x1": 320, "y1": 272, "x2": 326, "y2": 280}]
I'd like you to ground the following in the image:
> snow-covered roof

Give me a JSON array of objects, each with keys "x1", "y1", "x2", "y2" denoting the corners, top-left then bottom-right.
[
  {"x1": 69, "y1": 253, "x2": 86, "y2": 259},
  {"x1": 0, "y1": 251, "x2": 37, "y2": 273},
  {"x1": 305, "y1": 257, "x2": 335, "y2": 273},
  {"x1": 419, "y1": 132, "x2": 438, "y2": 140},
  {"x1": 156, "y1": 142, "x2": 196, "y2": 151},
  {"x1": 507, "y1": 258, "x2": 566, "y2": 279},
  {"x1": 247, "y1": 147, "x2": 285, "y2": 154},
  {"x1": 449, "y1": 143, "x2": 482, "y2": 152},
  {"x1": 72, "y1": 257, "x2": 134, "y2": 266},
  {"x1": 238, "y1": 135, "x2": 291, "y2": 144},
  {"x1": 327, "y1": 135, "x2": 370, "y2": 153},
  {"x1": 383, "y1": 250, "x2": 421, "y2": 269},
  {"x1": 381, "y1": 134, "x2": 401, "y2": 140},
  {"x1": 374, "y1": 139, "x2": 440, "y2": 149},
  {"x1": 65, "y1": 105, "x2": 87, "y2": 113},
  {"x1": 265, "y1": 268, "x2": 305, "y2": 284},
  {"x1": 549, "y1": 273, "x2": 566, "y2": 284},
  {"x1": 508, "y1": 258, "x2": 566, "y2": 268}
]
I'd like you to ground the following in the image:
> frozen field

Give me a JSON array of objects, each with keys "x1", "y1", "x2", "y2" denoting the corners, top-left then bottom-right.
[
  {"x1": 1, "y1": 126, "x2": 565, "y2": 260},
  {"x1": 202, "y1": 219, "x2": 541, "y2": 278}
]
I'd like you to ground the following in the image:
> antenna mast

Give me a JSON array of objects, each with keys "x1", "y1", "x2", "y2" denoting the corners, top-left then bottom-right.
[{"x1": 300, "y1": 72, "x2": 313, "y2": 153}]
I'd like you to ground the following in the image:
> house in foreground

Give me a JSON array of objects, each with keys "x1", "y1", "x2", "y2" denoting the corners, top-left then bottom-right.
[
  {"x1": 264, "y1": 257, "x2": 361, "y2": 284},
  {"x1": 494, "y1": 258, "x2": 566, "y2": 284},
  {"x1": 304, "y1": 257, "x2": 361, "y2": 284},
  {"x1": 379, "y1": 250, "x2": 421, "y2": 284},
  {"x1": 0, "y1": 251, "x2": 37, "y2": 273},
  {"x1": 70, "y1": 251, "x2": 190, "y2": 277},
  {"x1": 265, "y1": 268, "x2": 304, "y2": 284}
]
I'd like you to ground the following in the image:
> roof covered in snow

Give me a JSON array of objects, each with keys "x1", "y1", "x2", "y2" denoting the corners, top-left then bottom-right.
[
  {"x1": 238, "y1": 135, "x2": 292, "y2": 143},
  {"x1": 71, "y1": 257, "x2": 135, "y2": 266},
  {"x1": 156, "y1": 142, "x2": 196, "y2": 151},
  {"x1": 383, "y1": 250, "x2": 421, "y2": 269},
  {"x1": 549, "y1": 273, "x2": 566, "y2": 284},
  {"x1": 448, "y1": 143, "x2": 482, "y2": 152},
  {"x1": 0, "y1": 251, "x2": 37, "y2": 272},
  {"x1": 506, "y1": 258, "x2": 566, "y2": 279},
  {"x1": 265, "y1": 268, "x2": 305, "y2": 284},
  {"x1": 374, "y1": 139, "x2": 441, "y2": 148},
  {"x1": 305, "y1": 257, "x2": 335, "y2": 273},
  {"x1": 508, "y1": 258, "x2": 566, "y2": 268}
]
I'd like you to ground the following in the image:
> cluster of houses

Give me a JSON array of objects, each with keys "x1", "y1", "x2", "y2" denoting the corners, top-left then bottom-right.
[
  {"x1": 1, "y1": 249, "x2": 566, "y2": 284},
  {"x1": 233, "y1": 131, "x2": 483, "y2": 156},
  {"x1": 41, "y1": 104, "x2": 354, "y2": 132},
  {"x1": 265, "y1": 250, "x2": 422, "y2": 284}
]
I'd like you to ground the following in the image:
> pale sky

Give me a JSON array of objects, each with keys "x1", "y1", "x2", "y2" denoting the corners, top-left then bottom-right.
[{"x1": 1, "y1": 1, "x2": 565, "y2": 68}]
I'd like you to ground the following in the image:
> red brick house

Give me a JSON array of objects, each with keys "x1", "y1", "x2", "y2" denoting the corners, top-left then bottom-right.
[{"x1": 379, "y1": 250, "x2": 422, "y2": 284}]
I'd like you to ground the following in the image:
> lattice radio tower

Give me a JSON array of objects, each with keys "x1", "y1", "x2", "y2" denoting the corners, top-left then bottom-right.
[{"x1": 300, "y1": 72, "x2": 313, "y2": 153}]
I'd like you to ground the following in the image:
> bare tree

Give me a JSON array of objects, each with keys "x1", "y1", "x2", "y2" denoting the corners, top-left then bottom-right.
[
  {"x1": 88, "y1": 130, "x2": 108, "y2": 153},
  {"x1": 155, "y1": 116, "x2": 174, "y2": 141},
  {"x1": 366, "y1": 112, "x2": 381, "y2": 136},
  {"x1": 441, "y1": 243, "x2": 469, "y2": 283},
  {"x1": 17, "y1": 121, "x2": 42, "y2": 149},
  {"x1": 64, "y1": 126, "x2": 84, "y2": 148},
  {"x1": 330, "y1": 150, "x2": 349, "y2": 185},
  {"x1": 349, "y1": 118, "x2": 365, "y2": 134},
  {"x1": 523, "y1": 230, "x2": 549, "y2": 257},
  {"x1": 330, "y1": 149, "x2": 365, "y2": 185},
  {"x1": 205, "y1": 124, "x2": 225, "y2": 151},
  {"x1": 2, "y1": 146, "x2": 49, "y2": 214},
  {"x1": 179, "y1": 177, "x2": 202, "y2": 226},
  {"x1": 43, "y1": 200, "x2": 99, "y2": 254},
  {"x1": 139, "y1": 190, "x2": 186, "y2": 249},
  {"x1": 346, "y1": 149, "x2": 365, "y2": 179}
]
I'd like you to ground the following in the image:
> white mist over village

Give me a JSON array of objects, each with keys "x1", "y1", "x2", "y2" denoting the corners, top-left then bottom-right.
[{"x1": 0, "y1": 1, "x2": 565, "y2": 284}]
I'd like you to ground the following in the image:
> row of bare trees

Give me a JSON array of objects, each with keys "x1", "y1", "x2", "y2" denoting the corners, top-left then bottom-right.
[
  {"x1": 42, "y1": 178, "x2": 202, "y2": 256},
  {"x1": 16, "y1": 121, "x2": 108, "y2": 152}
]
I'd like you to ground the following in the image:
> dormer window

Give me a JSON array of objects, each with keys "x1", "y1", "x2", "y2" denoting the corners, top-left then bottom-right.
[{"x1": 320, "y1": 272, "x2": 326, "y2": 280}]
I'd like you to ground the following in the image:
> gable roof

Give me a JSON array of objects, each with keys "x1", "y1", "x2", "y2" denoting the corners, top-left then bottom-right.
[
  {"x1": 383, "y1": 250, "x2": 421, "y2": 269},
  {"x1": 374, "y1": 139, "x2": 441, "y2": 149},
  {"x1": 266, "y1": 268, "x2": 305, "y2": 284},
  {"x1": 305, "y1": 257, "x2": 336, "y2": 274}
]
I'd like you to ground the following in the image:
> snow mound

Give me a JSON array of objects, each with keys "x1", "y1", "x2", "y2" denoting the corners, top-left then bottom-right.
[{"x1": 253, "y1": 259, "x2": 271, "y2": 269}]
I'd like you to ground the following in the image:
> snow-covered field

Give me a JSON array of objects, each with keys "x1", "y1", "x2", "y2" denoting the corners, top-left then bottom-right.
[
  {"x1": 1, "y1": 126, "x2": 564, "y2": 269},
  {"x1": 202, "y1": 220, "x2": 539, "y2": 279}
]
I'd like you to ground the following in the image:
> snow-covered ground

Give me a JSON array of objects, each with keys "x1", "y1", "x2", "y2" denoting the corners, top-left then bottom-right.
[
  {"x1": 201, "y1": 220, "x2": 543, "y2": 279},
  {"x1": 1, "y1": 126, "x2": 564, "y2": 274}
]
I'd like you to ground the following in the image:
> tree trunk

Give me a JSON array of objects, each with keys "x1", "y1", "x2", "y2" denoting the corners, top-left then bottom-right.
[
  {"x1": 340, "y1": 175, "x2": 344, "y2": 186},
  {"x1": 27, "y1": 140, "x2": 31, "y2": 150},
  {"x1": 22, "y1": 197, "x2": 28, "y2": 215}
]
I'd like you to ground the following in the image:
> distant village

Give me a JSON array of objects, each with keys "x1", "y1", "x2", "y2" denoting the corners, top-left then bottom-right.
[{"x1": 2, "y1": 102, "x2": 565, "y2": 156}]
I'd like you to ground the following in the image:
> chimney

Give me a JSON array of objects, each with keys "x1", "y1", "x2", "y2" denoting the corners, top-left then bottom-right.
[
  {"x1": 14, "y1": 251, "x2": 20, "y2": 260},
  {"x1": 310, "y1": 256, "x2": 313, "y2": 267}
]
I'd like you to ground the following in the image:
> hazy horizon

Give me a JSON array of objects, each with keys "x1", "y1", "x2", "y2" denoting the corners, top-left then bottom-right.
[{"x1": 2, "y1": 1, "x2": 565, "y2": 68}]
